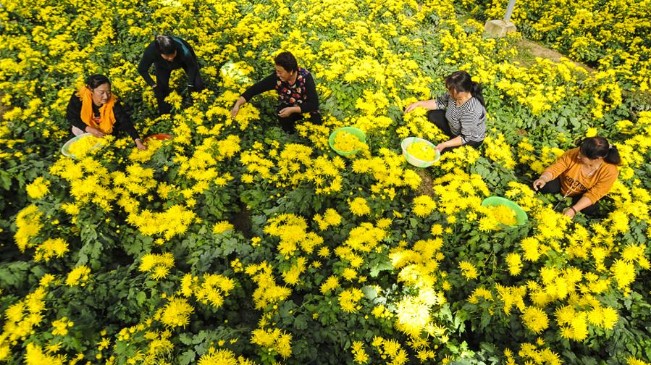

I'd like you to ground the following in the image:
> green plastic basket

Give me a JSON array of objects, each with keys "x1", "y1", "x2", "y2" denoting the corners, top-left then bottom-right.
[
  {"x1": 328, "y1": 127, "x2": 367, "y2": 156},
  {"x1": 401, "y1": 137, "x2": 440, "y2": 167},
  {"x1": 481, "y1": 196, "x2": 528, "y2": 226}
]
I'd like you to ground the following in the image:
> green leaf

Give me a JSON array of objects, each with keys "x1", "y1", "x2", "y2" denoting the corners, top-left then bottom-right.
[
  {"x1": 178, "y1": 350, "x2": 196, "y2": 365},
  {"x1": 0, "y1": 170, "x2": 11, "y2": 190},
  {"x1": 369, "y1": 258, "x2": 393, "y2": 277},
  {"x1": 179, "y1": 333, "x2": 193, "y2": 346},
  {"x1": 135, "y1": 291, "x2": 147, "y2": 306},
  {"x1": 294, "y1": 314, "x2": 309, "y2": 330},
  {"x1": 480, "y1": 311, "x2": 492, "y2": 330},
  {"x1": 361, "y1": 285, "x2": 378, "y2": 300},
  {"x1": 0, "y1": 261, "x2": 31, "y2": 288}
]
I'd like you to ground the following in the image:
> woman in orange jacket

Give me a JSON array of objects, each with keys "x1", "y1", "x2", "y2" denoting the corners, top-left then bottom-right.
[{"x1": 532, "y1": 136, "x2": 620, "y2": 218}]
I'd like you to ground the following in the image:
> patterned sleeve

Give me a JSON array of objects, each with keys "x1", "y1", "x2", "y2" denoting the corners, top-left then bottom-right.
[{"x1": 435, "y1": 93, "x2": 450, "y2": 109}]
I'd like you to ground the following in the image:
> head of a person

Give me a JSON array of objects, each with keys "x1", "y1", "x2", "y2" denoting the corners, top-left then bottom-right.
[
  {"x1": 577, "y1": 136, "x2": 621, "y2": 165},
  {"x1": 274, "y1": 51, "x2": 298, "y2": 82},
  {"x1": 445, "y1": 70, "x2": 473, "y2": 96},
  {"x1": 86, "y1": 74, "x2": 112, "y2": 106},
  {"x1": 578, "y1": 136, "x2": 609, "y2": 160},
  {"x1": 155, "y1": 35, "x2": 177, "y2": 61}
]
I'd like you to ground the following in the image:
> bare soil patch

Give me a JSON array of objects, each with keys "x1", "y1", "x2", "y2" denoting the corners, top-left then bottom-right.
[
  {"x1": 416, "y1": 169, "x2": 434, "y2": 196},
  {"x1": 515, "y1": 39, "x2": 593, "y2": 72}
]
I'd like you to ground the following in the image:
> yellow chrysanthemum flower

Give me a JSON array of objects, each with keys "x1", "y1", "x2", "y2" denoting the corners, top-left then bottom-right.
[
  {"x1": 26, "y1": 177, "x2": 50, "y2": 199},
  {"x1": 406, "y1": 141, "x2": 437, "y2": 161},
  {"x1": 459, "y1": 261, "x2": 479, "y2": 280},
  {"x1": 65, "y1": 266, "x2": 91, "y2": 287},
  {"x1": 160, "y1": 297, "x2": 193, "y2": 328},
  {"x1": 521, "y1": 306, "x2": 549, "y2": 334},
  {"x1": 349, "y1": 197, "x2": 371, "y2": 216}
]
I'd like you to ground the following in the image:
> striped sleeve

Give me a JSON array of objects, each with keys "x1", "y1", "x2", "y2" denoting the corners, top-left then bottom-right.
[
  {"x1": 457, "y1": 99, "x2": 486, "y2": 144},
  {"x1": 435, "y1": 93, "x2": 450, "y2": 109}
]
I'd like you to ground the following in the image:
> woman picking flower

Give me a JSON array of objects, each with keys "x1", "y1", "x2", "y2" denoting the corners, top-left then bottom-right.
[
  {"x1": 532, "y1": 136, "x2": 621, "y2": 218},
  {"x1": 138, "y1": 35, "x2": 205, "y2": 115},
  {"x1": 405, "y1": 70, "x2": 487, "y2": 153},
  {"x1": 66, "y1": 74, "x2": 146, "y2": 150},
  {"x1": 230, "y1": 51, "x2": 321, "y2": 134}
]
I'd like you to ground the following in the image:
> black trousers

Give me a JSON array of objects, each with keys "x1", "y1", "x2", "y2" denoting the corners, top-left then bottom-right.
[
  {"x1": 276, "y1": 105, "x2": 322, "y2": 134},
  {"x1": 539, "y1": 177, "x2": 599, "y2": 216},
  {"x1": 427, "y1": 110, "x2": 482, "y2": 152},
  {"x1": 154, "y1": 63, "x2": 205, "y2": 115}
]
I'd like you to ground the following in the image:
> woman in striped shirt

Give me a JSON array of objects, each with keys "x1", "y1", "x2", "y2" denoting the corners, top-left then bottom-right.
[{"x1": 405, "y1": 71, "x2": 487, "y2": 153}]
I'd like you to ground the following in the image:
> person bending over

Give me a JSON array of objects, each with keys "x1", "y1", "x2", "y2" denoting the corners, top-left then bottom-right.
[
  {"x1": 532, "y1": 136, "x2": 621, "y2": 218},
  {"x1": 138, "y1": 35, "x2": 205, "y2": 115}
]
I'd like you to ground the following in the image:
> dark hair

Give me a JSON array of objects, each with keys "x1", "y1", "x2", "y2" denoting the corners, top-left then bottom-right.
[
  {"x1": 578, "y1": 136, "x2": 621, "y2": 165},
  {"x1": 86, "y1": 74, "x2": 111, "y2": 89},
  {"x1": 274, "y1": 51, "x2": 298, "y2": 73},
  {"x1": 445, "y1": 70, "x2": 485, "y2": 107},
  {"x1": 155, "y1": 35, "x2": 177, "y2": 55}
]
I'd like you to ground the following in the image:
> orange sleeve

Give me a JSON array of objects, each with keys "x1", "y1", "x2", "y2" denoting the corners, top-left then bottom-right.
[
  {"x1": 543, "y1": 148, "x2": 578, "y2": 179},
  {"x1": 583, "y1": 164, "x2": 619, "y2": 203}
]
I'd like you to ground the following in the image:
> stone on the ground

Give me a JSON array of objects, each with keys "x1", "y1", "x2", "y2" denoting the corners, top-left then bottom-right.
[{"x1": 484, "y1": 19, "x2": 517, "y2": 37}]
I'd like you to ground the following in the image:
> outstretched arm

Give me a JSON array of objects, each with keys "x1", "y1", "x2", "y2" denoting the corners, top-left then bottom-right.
[
  {"x1": 137, "y1": 42, "x2": 157, "y2": 87},
  {"x1": 231, "y1": 73, "x2": 277, "y2": 118},
  {"x1": 405, "y1": 99, "x2": 439, "y2": 113}
]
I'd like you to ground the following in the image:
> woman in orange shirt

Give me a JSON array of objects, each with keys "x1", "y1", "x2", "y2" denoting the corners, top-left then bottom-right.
[{"x1": 532, "y1": 136, "x2": 620, "y2": 218}]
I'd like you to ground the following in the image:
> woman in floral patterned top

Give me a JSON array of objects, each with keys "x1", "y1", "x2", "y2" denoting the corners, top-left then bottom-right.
[{"x1": 231, "y1": 51, "x2": 321, "y2": 134}]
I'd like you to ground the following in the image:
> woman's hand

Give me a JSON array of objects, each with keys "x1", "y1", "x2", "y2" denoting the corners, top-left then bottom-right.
[
  {"x1": 230, "y1": 97, "x2": 246, "y2": 119},
  {"x1": 278, "y1": 106, "x2": 299, "y2": 118},
  {"x1": 85, "y1": 126, "x2": 105, "y2": 138},
  {"x1": 532, "y1": 178, "x2": 547, "y2": 191},
  {"x1": 532, "y1": 173, "x2": 551, "y2": 191},
  {"x1": 435, "y1": 136, "x2": 462, "y2": 153},
  {"x1": 135, "y1": 138, "x2": 147, "y2": 150},
  {"x1": 405, "y1": 99, "x2": 438, "y2": 113},
  {"x1": 562, "y1": 206, "x2": 577, "y2": 219},
  {"x1": 230, "y1": 105, "x2": 240, "y2": 119},
  {"x1": 404, "y1": 101, "x2": 422, "y2": 113}
]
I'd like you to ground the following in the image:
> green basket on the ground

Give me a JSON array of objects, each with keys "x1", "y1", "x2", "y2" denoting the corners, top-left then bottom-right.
[
  {"x1": 401, "y1": 137, "x2": 440, "y2": 168},
  {"x1": 481, "y1": 196, "x2": 528, "y2": 226},
  {"x1": 328, "y1": 127, "x2": 367, "y2": 156}
]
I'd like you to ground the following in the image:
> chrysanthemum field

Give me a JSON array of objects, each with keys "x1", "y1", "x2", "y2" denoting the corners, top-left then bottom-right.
[{"x1": 1, "y1": 0, "x2": 650, "y2": 364}]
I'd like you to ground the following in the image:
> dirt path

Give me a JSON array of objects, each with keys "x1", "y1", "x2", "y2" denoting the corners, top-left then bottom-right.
[{"x1": 516, "y1": 39, "x2": 593, "y2": 72}]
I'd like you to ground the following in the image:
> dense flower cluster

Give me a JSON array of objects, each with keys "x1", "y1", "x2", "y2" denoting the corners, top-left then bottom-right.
[{"x1": 0, "y1": 0, "x2": 649, "y2": 364}]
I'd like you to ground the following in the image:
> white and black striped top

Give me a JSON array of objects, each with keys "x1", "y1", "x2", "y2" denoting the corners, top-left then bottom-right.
[{"x1": 436, "y1": 93, "x2": 486, "y2": 144}]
